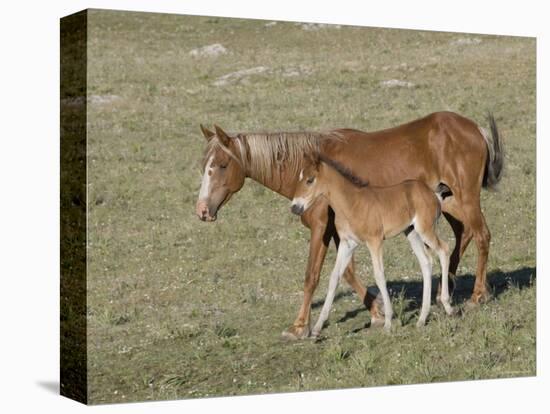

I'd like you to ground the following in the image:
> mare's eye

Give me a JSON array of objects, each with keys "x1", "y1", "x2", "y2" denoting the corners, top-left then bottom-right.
[
  {"x1": 219, "y1": 164, "x2": 228, "y2": 169},
  {"x1": 306, "y1": 177, "x2": 315, "y2": 185}
]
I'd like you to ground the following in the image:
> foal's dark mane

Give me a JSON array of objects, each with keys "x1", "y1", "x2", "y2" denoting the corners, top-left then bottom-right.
[{"x1": 319, "y1": 155, "x2": 369, "y2": 188}]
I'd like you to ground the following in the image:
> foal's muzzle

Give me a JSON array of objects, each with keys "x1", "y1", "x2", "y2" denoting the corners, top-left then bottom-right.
[{"x1": 291, "y1": 203, "x2": 304, "y2": 216}]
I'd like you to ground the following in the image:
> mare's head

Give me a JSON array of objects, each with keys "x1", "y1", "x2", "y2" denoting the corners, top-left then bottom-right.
[
  {"x1": 195, "y1": 125, "x2": 246, "y2": 221},
  {"x1": 290, "y1": 153, "x2": 326, "y2": 216}
]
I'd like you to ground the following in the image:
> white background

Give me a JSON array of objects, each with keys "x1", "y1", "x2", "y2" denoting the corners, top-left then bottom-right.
[{"x1": 0, "y1": 0, "x2": 546, "y2": 412}]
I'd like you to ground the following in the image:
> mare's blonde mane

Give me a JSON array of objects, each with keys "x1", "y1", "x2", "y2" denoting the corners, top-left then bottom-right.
[{"x1": 205, "y1": 130, "x2": 344, "y2": 183}]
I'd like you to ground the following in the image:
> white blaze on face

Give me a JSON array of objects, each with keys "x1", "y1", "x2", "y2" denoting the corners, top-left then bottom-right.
[
  {"x1": 199, "y1": 156, "x2": 214, "y2": 200},
  {"x1": 299, "y1": 169, "x2": 304, "y2": 181}
]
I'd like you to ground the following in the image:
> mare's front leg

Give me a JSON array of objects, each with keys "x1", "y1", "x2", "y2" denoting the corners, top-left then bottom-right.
[
  {"x1": 311, "y1": 239, "x2": 357, "y2": 337},
  {"x1": 281, "y1": 208, "x2": 331, "y2": 340}
]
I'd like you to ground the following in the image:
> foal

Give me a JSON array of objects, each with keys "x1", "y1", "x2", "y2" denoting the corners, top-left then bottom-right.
[{"x1": 291, "y1": 154, "x2": 453, "y2": 336}]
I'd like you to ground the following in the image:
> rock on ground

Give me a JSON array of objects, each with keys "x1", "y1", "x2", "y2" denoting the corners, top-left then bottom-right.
[
  {"x1": 189, "y1": 43, "x2": 228, "y2": 57},
  {"x1": 380, "y1": 79, "x2": 415, "y2": 88},
  {"x1": 451, "y1": 37, "x2": 482, "y2": 45},
  {"x1": 213, "y1": 66, "x2": 270, "y2": 86},
  {"x1": 297, "y1": 22, "x2": 341, "y2": 31}
]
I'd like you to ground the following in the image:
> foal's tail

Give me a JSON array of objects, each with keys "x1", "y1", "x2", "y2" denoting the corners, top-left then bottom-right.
[{"x1": 480, "y1": 113, "x2": 504, "y2": 190}]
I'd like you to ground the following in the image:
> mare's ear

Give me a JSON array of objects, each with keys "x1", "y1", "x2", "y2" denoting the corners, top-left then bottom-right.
[
  {"x1": 200, "y1": 124, "x2": 215, "y2": 141},
  {"x1": 214, "y1": 125, "x2": 231, "y2": 147}
]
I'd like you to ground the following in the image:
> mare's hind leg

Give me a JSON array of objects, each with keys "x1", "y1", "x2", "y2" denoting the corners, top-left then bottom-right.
[
  {"x1": 406, "y1": 230, "x2": 433, "y2": 327},
  {"x1": 441, "y1": 196, "x2": 474, "y2": 300},
  {"x1": 442, "y1": 193, "x2": 495, "y2": 307},
  {"x1": 461, "y1": 200, "x2": 492, "y2": 304},
  {"x1": 443, "y1": 194, "x2": 491, "y2": 304},
  {"x1": 366, "y1": 239, "x2": 393, "y2": 331},
  {"x1": 440, "y1": 213, "x2": 469, "y2": 301},
  {"x1": 311, "y1": 239, "x2": 357, "y2": 337},
  {"x1": 443, "y1": 212, "x2": 473, "y2": 278}
]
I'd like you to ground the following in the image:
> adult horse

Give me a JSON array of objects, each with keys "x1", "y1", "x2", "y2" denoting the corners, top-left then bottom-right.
[{"x1": 195, "y1": 111, "x2": 503, "y2": 340}]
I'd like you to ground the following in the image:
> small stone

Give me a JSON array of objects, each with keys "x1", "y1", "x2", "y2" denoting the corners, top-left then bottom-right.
[
  {"x1": 381, "y1": 79, "x2": 415, "y2": 88},
  {"x1": 189, "y1": 43, "x2": 228, "y2": 57}
]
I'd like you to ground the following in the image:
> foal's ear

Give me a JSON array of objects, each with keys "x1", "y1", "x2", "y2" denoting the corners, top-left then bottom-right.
[
  {"x1": 214, "y1": 125, "x2": 231, "y2": 147},
  {"x1": 313, "y1": 152, "x2": 321, "y2": 169},
  {"x1": 304, "y1": 151, "x2": 321, "y2": 170},
  {"x1": 199, "y1": 124, "x2": 215, "y2": 141}
]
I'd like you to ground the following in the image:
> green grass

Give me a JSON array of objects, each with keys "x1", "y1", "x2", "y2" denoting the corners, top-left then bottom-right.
[{"x1": 83, "y1": 10, "x2": 536, "y2": 404}]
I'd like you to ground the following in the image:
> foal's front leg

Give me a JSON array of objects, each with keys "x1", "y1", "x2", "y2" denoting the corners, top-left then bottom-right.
[
  {"x1": 311, "y1": 239, "x2": 358, "y2": 337},
  {"x1": 366, "y1": 240, "x2": 393, "y2": 331}
]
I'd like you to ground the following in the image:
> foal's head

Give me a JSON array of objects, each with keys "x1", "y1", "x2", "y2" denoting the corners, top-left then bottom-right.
[
  {"x1": 290, "y1": 153, "x2": 325, "y2": 216},
  {"x1": 196, "y1": 125, "x2": 246, "y2": 221}
]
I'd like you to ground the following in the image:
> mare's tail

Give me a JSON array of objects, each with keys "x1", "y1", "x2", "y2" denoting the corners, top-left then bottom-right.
[{"x1": 480, "y1": 113, "x2": 504, "y2": 190}]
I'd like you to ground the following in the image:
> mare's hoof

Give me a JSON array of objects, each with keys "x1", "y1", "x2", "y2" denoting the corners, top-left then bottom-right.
[
  {"x1": 476, "y1": 292, "x2": 493, "y2": 304},
  {"x1": 465, "y1": 292, "x2": 492, "y2": 311},
  {"x1": 281, "y1": 324, "x2": 310, "y2": 341},
  {"x1": 464, "y1": 299, "x2": 481, "y2": 312}
]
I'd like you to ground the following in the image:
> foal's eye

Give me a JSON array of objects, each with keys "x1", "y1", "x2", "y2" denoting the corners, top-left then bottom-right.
[
  {"x1": 219, "y1": 164, "x2": 228, "y2": 170},
  {"x1": 306, "y1": 177, "x2": 315, "y2": 185}
]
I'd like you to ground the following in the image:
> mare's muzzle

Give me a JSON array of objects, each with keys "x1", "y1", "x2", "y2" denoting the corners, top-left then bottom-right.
[{"x1": 196, "y1": 200, "x2": 217, "y2": 222}]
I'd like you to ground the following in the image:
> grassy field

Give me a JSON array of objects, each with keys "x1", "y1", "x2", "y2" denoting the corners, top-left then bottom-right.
[{"x1": 83, "y1": 10, "x2": 536, "y2": 404}]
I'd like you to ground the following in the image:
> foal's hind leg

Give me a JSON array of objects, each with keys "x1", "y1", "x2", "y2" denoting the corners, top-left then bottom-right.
[
  {"x1": 417, "y1": 228, "x2": 454, "y2": 316},
  {"x1": 406, "y1": 230, "x2": 433, "y2": 327}
]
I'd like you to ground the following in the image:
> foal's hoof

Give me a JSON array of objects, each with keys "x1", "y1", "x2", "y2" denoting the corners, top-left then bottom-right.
[
  {"x1": 436, "y1": 293, "x2": 454, "y2": 307},
  {"x1": 416, "y1": 319, "x2": 426, "y2": 328},
  {"x1": 370, "y1": 316, "x2": 386, "y2": 329},
  {"x1": 281, "y1": 324, "x2": 310, "y2": 341},
  {"x1": 310, "y1": 330, "x2": 321, "y2": 339}
]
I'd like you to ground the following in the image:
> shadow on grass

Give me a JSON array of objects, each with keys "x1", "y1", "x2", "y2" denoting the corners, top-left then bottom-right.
[{"x1": 312, "y1": 266, "x2": 536, "y2": 325}]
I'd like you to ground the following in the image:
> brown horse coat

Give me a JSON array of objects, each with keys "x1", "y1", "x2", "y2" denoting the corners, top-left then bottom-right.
[
  {"x1": 196, "y1": 111, "x2": 503, "y2": 339},
  {"x1": 291, "y1": 155, "x2": 454, "y2": 334}
]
